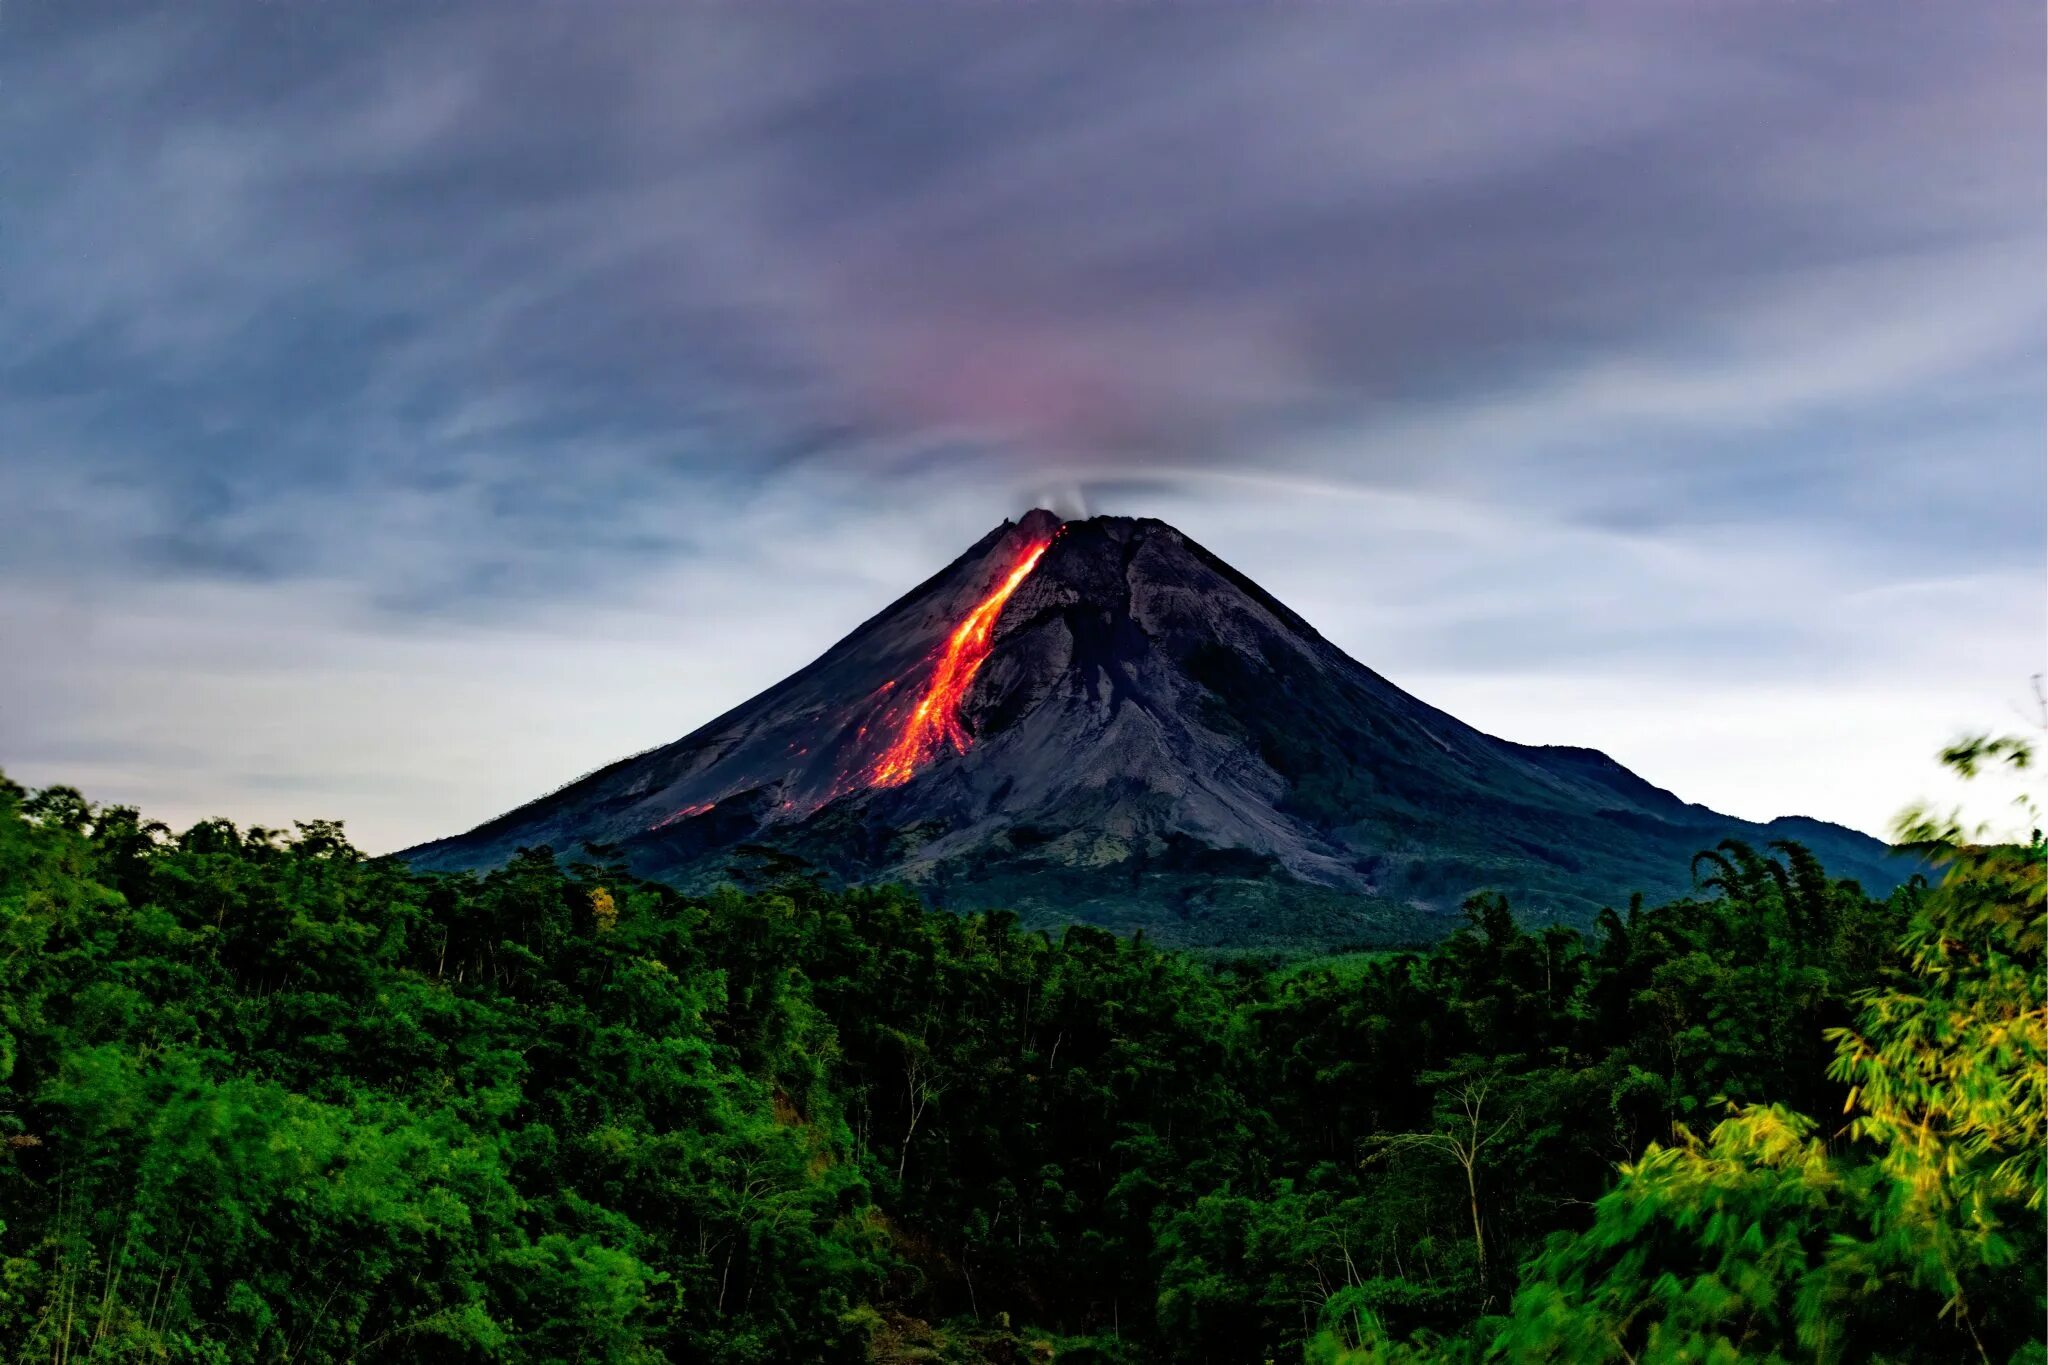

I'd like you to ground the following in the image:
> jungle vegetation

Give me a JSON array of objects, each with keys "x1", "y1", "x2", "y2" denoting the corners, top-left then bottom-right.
[{"x1": 0, "y1": 737, "x2": 2038, "y2": 1362}]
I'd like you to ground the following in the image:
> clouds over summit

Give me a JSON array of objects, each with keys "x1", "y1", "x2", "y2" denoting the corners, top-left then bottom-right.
[{"x1": 0, "y1": 0, "x2": 2040, "y2": 847}]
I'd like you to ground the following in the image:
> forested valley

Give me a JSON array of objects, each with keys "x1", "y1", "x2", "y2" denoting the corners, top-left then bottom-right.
[{"x1": 0, "y1": 738, "x2": 2039, "y2": 1363}]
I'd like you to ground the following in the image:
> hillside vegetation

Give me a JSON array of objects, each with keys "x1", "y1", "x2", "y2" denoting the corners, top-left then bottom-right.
[{"x1": 0, "y1": 738, "x2": 2038, "y2": 1362}]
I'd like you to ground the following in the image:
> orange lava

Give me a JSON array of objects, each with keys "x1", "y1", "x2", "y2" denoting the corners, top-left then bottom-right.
[
  {"x1": 650, "y1": 800, "x2": 716, "y2": 831},
  {"x1": 865, "y1": 538, "x2": 1051, "y2": 788}
]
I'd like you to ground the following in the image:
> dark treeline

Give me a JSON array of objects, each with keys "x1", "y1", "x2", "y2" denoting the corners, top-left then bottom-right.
[{"x1": 0, "y1": 741, "x2": 2039, "y2": 1363}]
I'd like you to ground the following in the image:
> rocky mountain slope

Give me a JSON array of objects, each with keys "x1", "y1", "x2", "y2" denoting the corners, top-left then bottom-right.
[{"x1": 404, "y1": 511, "x2": 1904, "y2": 946}]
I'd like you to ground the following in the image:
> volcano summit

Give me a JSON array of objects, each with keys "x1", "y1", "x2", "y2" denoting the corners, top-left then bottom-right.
[{"x1": 405, "y1": 511, "x2": 1900, "y2": 945}]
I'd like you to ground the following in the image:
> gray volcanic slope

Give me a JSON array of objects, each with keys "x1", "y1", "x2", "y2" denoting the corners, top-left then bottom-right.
[{"x1": 404, "y1": 511, "x2": 1905, "y2": 946}]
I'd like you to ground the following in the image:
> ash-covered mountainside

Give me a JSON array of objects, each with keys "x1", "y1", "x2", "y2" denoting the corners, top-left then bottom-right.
[{"x1": 405, "y1": 511, "x2": 1902, "y2": 946}]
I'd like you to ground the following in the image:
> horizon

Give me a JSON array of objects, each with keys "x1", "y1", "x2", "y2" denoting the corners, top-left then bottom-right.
[
  {"x1": 2, "y1": 1, "x2": 2043, "y2": 852},
  {"x1": 13, "y1": 500, "x2": 2032, "y2": 855}
]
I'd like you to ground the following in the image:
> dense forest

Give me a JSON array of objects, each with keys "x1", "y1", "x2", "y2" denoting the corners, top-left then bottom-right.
[{"x1": 0, "y1": 738, "x2": 2039, "y2": 1363}]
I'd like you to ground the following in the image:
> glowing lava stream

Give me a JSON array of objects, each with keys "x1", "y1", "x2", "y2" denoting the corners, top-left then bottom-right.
[{"x1": 865, "y1": 537, "x2": 1052, "y2": 789}]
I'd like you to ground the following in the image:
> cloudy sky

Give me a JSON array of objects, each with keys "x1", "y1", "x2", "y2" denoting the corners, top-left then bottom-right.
[{"x1": 2, "y1": 0, "x2": 2041, "y2": 852}]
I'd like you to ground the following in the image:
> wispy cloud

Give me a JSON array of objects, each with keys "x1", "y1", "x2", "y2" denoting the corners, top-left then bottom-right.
[{"x1": 0, "y1": 0, "x2": 2039, "y2": 847}]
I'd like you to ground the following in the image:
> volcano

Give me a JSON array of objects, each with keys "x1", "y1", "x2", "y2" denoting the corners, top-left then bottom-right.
[{"x1": 404, "y1": 510, "x2": 1902, "y2": 946}]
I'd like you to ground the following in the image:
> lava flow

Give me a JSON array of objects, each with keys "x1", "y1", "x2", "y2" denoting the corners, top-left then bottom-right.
[
  {"x1": 649, "y1": 800, "x2": 716, "y2": 830},
  {"x1": 864, "y1": 536, "x2": 1052, "y2": 789}
]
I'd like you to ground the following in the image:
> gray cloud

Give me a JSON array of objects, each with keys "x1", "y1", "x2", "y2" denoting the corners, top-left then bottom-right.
[{"x1": 0, "y1": 0, "x2": 2040, "y2": 845}]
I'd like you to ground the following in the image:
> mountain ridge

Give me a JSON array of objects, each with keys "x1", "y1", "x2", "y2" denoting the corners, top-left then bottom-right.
[{"x1": 405, "y1": 510, "x2": 1905, "y2": 945}]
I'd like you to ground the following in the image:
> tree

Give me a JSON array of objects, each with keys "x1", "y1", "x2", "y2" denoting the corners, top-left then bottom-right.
[
  {"x1": 591, "y1": 885, "x2": 619, "y2": 934},
  {"x1": 1485, "y1": 734, "x2": 2045, "y2": 1364},
  {"x1": 1365, "y1": 1066, "x2": 1522, "y2": 1285}
]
